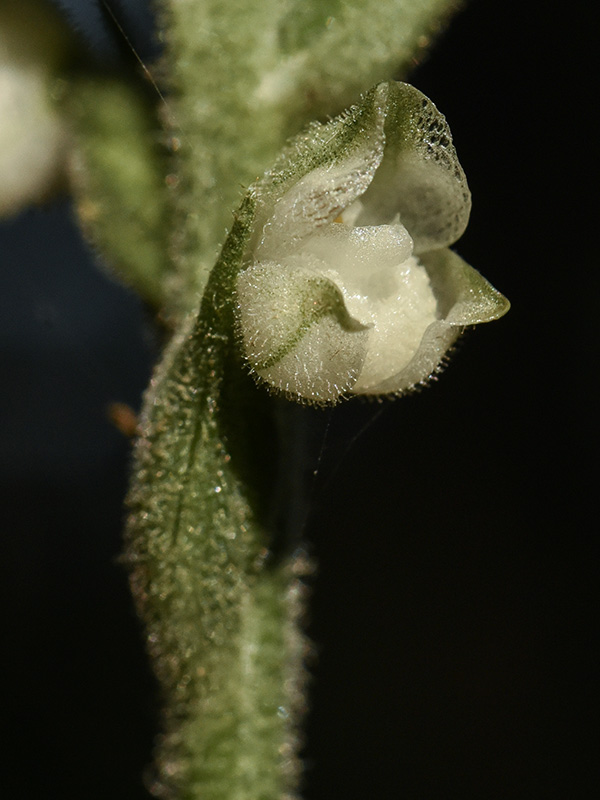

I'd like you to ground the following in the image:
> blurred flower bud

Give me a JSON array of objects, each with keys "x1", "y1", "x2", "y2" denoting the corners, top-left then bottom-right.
[{"x1": 0, "y1": 0, "x2": 70, "y2": 217}]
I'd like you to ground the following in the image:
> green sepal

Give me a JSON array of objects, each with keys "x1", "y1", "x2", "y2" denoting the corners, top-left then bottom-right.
[{"x1": 423, "y1": 248, "x2": 511, "y2": 326}]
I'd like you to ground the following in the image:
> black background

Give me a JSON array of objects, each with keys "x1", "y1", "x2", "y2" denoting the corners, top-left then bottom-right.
[{"x1": 1, "y1": 1, "x2": 596, "y2": 798}]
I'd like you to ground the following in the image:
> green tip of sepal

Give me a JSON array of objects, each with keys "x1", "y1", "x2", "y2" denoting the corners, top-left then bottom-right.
[{"x1": 423, "y1": 248, "x2": 511, "y2": 326}]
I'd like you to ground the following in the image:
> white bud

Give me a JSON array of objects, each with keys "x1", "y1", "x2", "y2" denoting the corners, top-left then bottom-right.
[{"x1": 0, "y1": 1, "x2": 70, "y2": 217}]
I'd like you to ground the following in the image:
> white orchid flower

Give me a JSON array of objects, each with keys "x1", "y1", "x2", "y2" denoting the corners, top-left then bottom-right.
[{"x1": 233, "y1": 81, "x2": 508, "y2": 403}]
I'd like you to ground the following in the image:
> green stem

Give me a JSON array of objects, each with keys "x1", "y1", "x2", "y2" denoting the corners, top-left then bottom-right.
[
  {"x1": 124, "y1": 199, "x2": 305, "y2": 799},
  {"x1": 160, "y1": 0, "x2": 289, "y2": 313}
]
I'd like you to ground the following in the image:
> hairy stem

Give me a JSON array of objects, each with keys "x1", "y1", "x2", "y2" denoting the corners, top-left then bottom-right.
[{"x1": 125, "y1": 201, "x2": 306, "y2": 798}]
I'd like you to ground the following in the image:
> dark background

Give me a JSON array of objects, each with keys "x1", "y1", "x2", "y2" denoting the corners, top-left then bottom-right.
[{"x1": 1, "y1": 1, "x2": 596, "y2": 798}]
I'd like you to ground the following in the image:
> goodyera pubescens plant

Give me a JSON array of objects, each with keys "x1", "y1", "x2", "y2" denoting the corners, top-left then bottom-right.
[
  {"x1": 125, "y1": 80, "x2": 508, "y2": 799},
  {"x1": 1, "y1": 2, "x2": 509, "y2": 798}
]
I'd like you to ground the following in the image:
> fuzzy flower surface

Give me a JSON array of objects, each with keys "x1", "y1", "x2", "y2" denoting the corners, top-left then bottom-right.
[{"x1": 235, "y1": 81, "x2": 508, "y2": 403}]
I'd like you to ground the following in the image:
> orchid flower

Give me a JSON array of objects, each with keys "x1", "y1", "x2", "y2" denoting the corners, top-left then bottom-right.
[{"x1": 236, "y1": 81, "x2": 509, "y2": 403}]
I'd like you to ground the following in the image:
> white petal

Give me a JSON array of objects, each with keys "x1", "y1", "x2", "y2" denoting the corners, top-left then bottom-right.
[
  {"x1": 356, "y1": 83, "x2": 471, "y2": 253},
  {"x1": 236, "y1": 261, "x2": 368, "y2": 403}
]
